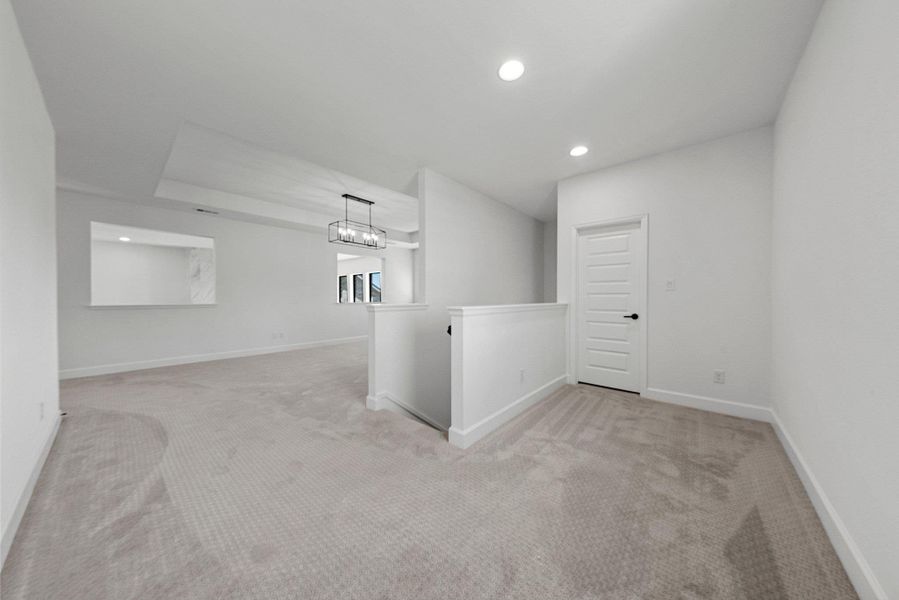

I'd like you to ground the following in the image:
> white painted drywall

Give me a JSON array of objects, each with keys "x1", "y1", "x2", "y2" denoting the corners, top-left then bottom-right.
[
  {"x1": 0, "y1": 0, "x2": 59, "y2": 564},
  {"x1": 557, "y1": 127, "x2": 773, "y2": 412},
  {"x1": 336, "y1": 256, "x2": 382, "y2": 279},
  {"x1": 405, "y1": 169, "x2": 546, "y2": 428},
  {"x1": 91, "y1": 241, "x2": 192, "y2": 305},
  {"x1": 423, "y1": 169, "x2": 545, "y2": 307},
  {"x1": 772, "y1": 1, "x2": 899, "y2": 596},
  {"x1": 448, "y1": 304, "x2": 568, "y2": 448},
  {"x1": 543, "y1": 220, "x2": 557, "y2": 302},
  {"x1": 368, "y1": 169, "x2": 545, "y2": 429},
  {"x1": 57, "y1": 190, "x2": 414, "y2": 376},
  {"x1": 366, "y1": 304, "x2": 435, "y2": 424}
]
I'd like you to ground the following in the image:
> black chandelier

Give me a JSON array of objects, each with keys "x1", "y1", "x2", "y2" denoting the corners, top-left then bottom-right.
[{"x1": 328, "y1": 194, "x2": 387, "y2": 250}]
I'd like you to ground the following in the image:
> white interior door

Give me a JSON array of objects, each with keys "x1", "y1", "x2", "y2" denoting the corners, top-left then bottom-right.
[{"x1": 577, "y1": 222, "x2": 644, "y2": 392}]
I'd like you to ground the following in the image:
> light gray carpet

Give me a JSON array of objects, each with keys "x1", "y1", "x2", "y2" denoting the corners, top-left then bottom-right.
[{"x1": 2, "y1": 342, "x2": 857, "y2": 599}]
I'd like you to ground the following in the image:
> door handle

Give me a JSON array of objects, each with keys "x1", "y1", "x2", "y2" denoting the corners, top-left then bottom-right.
[{"x1": 622, "y1": 313, "x2": 639, "y2": 320}]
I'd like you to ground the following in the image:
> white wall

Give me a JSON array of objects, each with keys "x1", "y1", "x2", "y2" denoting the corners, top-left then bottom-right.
[
  {"x1": 557, "y1": 127, "x2": 773, "y2": 416},
  {"x1": 58, "y1": 190, "x2": 414, "y2": 377},
  {"x1": 772, "y1": 1, "x2": 899, "y2": 597},
  {"x1": 337, "y1": 256, "x2": 382, "y2": 279},
  {"x1": 91, "y1": 241, "x2": 192, "y2": 305},
  {"x1": 409, "y1": 169, "x2": 546, "y2": 428},
  {"x1": 543, "y1": 220, "x2": 557, "y2": 302},
  {"x1": 0, "y1": 0, "x2": 59, "y2": 564},
  {"x1": 448, "y1": 304, "x2": 567, "y2": 448},
  {"x1": 368, "y1": 169, "x2": 545, "y2": 429},
  {"x1": 422, "y1": 169, "x2": 545, "y2": 307},
  {"x1": 366, "y1": 304, "x2": 436, "y2": 425}
]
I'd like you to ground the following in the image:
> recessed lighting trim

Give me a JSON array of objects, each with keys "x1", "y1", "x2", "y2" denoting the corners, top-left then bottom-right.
[
  {"x1": 569, "y1": 145, "x2": 589, "y2": 157},
  {"x1": 118, "y1": 236, "x2": 131, "y2": 242},
  {"x1": 498, "y1": 60, "x2": 525, "y2": 82}
]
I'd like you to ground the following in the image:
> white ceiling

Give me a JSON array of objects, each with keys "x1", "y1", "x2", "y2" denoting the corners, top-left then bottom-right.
[
  {"x1": 156, "y1": 122, "x2": 419, "y2": 233},
  {"x1": 91, "y1": 221, "x2": 214, "y2": 248},
  {"x1": 13, "y1": 0, "x2": 823, "y2": 221}
]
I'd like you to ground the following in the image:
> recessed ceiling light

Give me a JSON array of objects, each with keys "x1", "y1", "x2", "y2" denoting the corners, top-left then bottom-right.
[
  {"x1": 118, "y1": 236, "x2": 131, "y2": 242},
  {"x1": 569, "y1": 145, "x2": 589, "y2": 157},
  {"x1": 498, "y1": 60, "x2": 524, "y2": 82}
]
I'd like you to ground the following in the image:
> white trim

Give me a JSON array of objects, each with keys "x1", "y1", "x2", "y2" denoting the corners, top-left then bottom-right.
[
  {"x1": 367, "y1": 312, "x2": 377, "y2": 402},
  {"x1": 450, "y1": 310, "x2": 465, "y2": 432},
  {"x1": 569, "y1": 214, "x2": 649, "y2": 393},
  {"x1": 643, "y1": 387, "x2": 772, "y2": 422},
  {"x1": 88, "y1": 304, "x2": 216, "y2": 309},
  {"x1": 365, "y1": 303, "x2": 429, "y2": 313},
  {"x1": 448, "y1": 375, "x2": 568, "y2": 449},
  {"x1": 447, "y1": 303, "x2": 568, "y2": 317},
  {"x1": 1, "y1": 413, "x2": 61, "y2": 567},
  {"x1": 385, "y1": 240, "x2": 419, "y2": 250},
  {"x1": 770, "y1": 413, "x2": 887, "y2": 600},
  {"x1": 367, "y1": 392, "x2": 447, "y2": 431},
  {"x1": 59, "y1": 335, "x2": 367, "y2": 379}
]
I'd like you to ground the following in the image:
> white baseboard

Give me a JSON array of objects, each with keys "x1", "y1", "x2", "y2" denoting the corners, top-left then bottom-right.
[
  {"x1": 1, "y1": 413, "x2": 61, "y2": 567},
  {"x1": 770, "y1": 413, "x2": 887, "y2": 600},
  {"x1": 643, "y1": 387, "x2": 772, "y2": 422},
  {"x1": 59, "y1": 335, "x2": 367, "y2": 379},
  {"x1": 448, "y1": 374, "x2": 568, "y2": 449},
  {"x1": 367, "y1": 392, "x2": 447, "y2": 431}
]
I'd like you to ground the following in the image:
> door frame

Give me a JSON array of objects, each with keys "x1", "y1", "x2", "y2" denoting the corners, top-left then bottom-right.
[{"x1": 568, "y1": 214, "x2": 649, "y2": 394}]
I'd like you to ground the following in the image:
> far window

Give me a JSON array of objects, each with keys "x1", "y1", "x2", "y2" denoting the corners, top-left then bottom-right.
[
  {"x1": 369, "y1": 272, "x2": 381, "y2": 303},
  {"x1": 353, "y1": 274, "x2": 364, "y2": 303},
  {"x1": 336, "y1": 253, "x2": 384, "y2": 303}
]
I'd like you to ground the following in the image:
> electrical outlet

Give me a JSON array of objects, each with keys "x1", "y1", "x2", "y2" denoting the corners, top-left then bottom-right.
[
  {"x1": 665, "y1": 279, "x2": 677, "y2": 291},
  {"x1": 39, "y1": 402, "x2": 44, "y2": 421},
  {"x1": 520, "y1": 369, "x2": 525, "y2": 383},
  {"x1": 713, "y1": 370, "x2": 726, "y2": 384}
]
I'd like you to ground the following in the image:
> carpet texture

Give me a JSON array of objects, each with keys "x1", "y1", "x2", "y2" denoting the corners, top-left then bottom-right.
[{"x1": 1, "y1": 342, "x2": 857, "y2": 599}]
